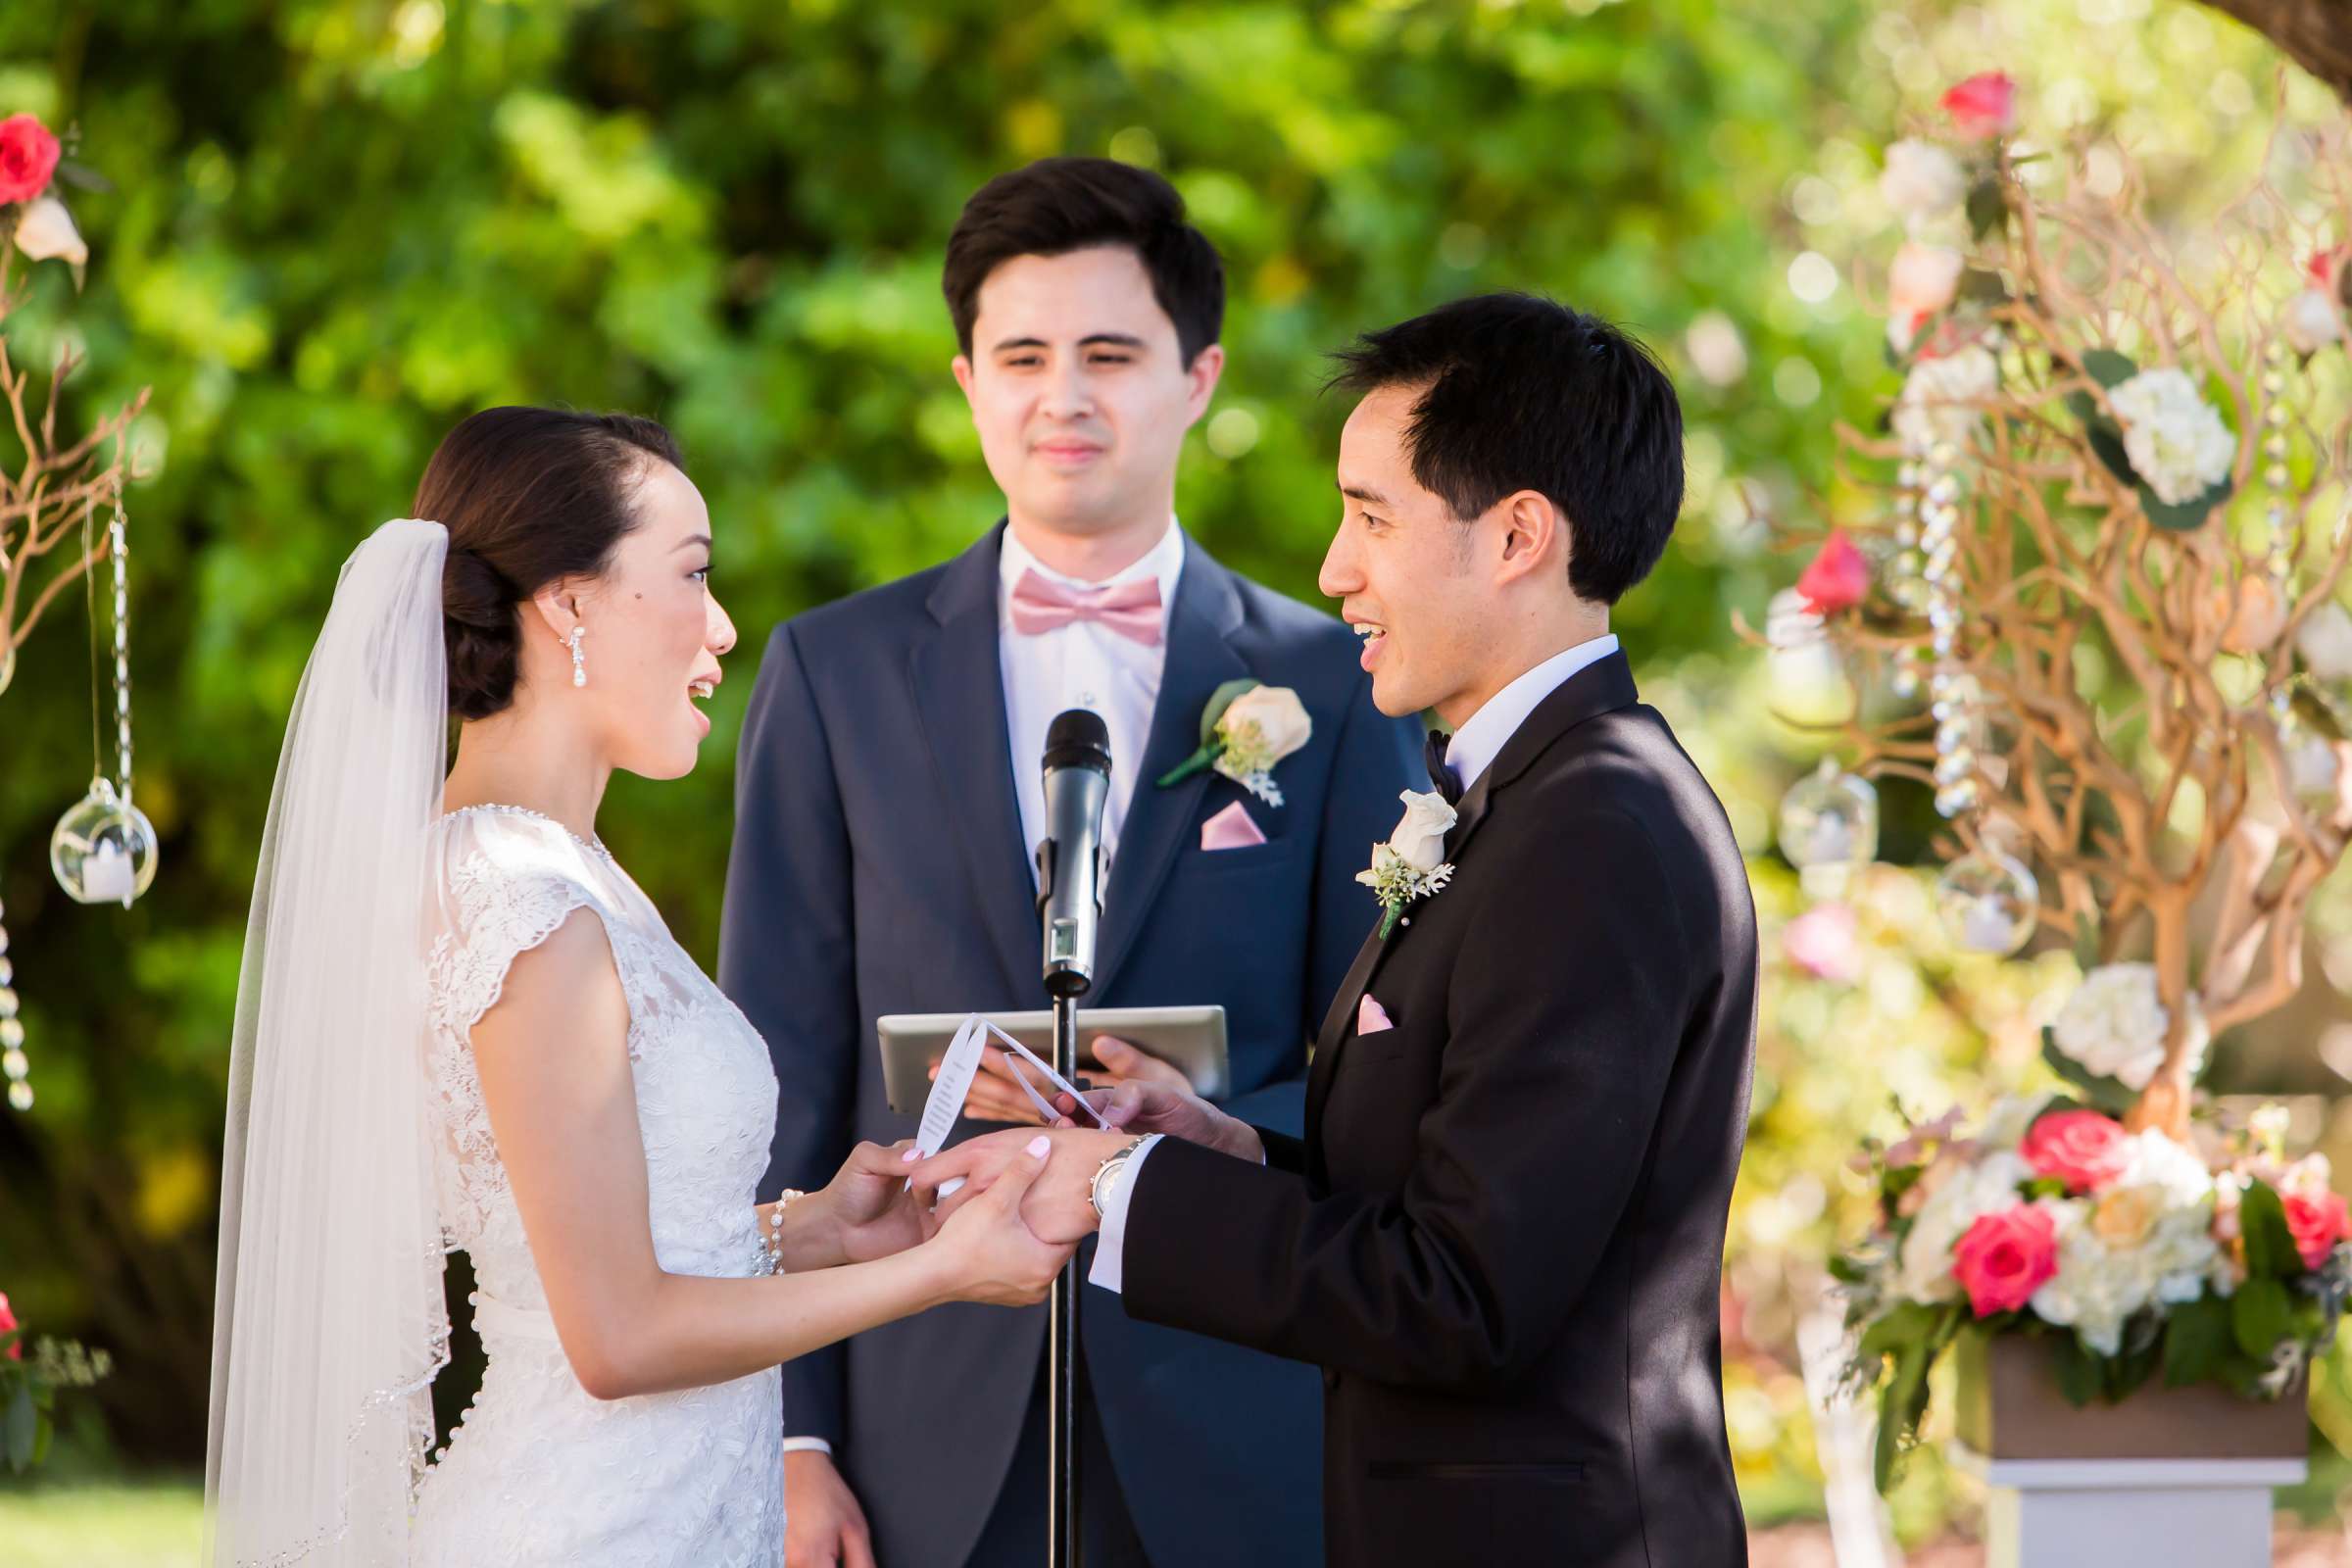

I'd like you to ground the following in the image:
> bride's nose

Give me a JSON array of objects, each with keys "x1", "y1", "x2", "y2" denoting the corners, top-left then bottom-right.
[{"x1": 707, "y1": 593, "x2": 738, "y2": 658}]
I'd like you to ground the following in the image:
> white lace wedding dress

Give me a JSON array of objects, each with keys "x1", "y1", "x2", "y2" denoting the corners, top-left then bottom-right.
[{"x1": 409, "y1": 805, "x2": 784, "y2": 1565}]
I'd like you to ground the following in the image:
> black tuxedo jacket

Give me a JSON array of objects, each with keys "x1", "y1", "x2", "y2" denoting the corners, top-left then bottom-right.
[{"x1": 1121, "y1": 651, "x2": 1757, "y2": 1568}]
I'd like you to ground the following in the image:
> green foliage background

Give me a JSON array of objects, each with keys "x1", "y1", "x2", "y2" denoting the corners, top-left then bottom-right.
[{"x1": 0, "y1": 0, "x2": 2330, "y2": 1534}]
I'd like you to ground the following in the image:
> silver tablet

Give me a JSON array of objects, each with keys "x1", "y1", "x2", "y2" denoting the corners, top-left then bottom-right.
[{"x1": 876, "y1": 1006, "x2": 1230, "y2": 1116}]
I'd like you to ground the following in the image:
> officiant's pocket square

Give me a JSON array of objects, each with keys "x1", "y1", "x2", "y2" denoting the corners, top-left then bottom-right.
[
  {"x1": 1200, "y1": 800, "x2": 1267, "y2": 851},
  {"x1": 1356, "y1": 995, "x2": 1395, "y2": 1035}
]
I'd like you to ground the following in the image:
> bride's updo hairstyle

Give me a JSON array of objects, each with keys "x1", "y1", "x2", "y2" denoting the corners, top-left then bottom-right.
[{"x1": 417, "y1": 406, "x2": 684, "y2": 720}]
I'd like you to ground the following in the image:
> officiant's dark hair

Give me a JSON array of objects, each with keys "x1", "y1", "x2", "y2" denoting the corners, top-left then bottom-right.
[
  {"x1": 420, "y1": 406, "x2": 685, "y2": 720},
  {"x1": 944, "y1": 157, "x2": 1224, "y2": 367},
  {"x1": 1330, "y1": 294, "x2": 1683, "y2": 607}
]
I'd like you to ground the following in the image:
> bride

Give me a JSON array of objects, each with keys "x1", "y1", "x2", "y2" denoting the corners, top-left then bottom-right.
[{"x1": 203, "y1": 406, "x2": 1072, "y2": 1566}]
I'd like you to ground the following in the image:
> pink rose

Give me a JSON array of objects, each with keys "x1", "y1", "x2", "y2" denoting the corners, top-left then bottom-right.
[
  {"x1": 1952, "y1": 1203, "x2": 2059, "y2": 1316},
  {"x1": 2021, "y1": 1108, "x2": 2133, "y2": 1194},
  {"x1": 1796, "y1": 531, "x2": 1870, "y2": 615},
  {"x1": 1941, "y1": 73, "x2": 2018, "y2": 141},
  {"x1": 0, "y1": 115, "x2": 60, "y2": 205},
  {"x1": 0, "y1": 1291, "x2": 19, "y2": 1360},
  {"x1": 2281, "y1": 1189, "x2": 2350, "y2": 1270},
  {"x1": 2309, "y1": 247, "x2": 2348, "y2": 298},
  {"x1": 1783, "y1": 903, "x2": 1862, "y2": 983}
]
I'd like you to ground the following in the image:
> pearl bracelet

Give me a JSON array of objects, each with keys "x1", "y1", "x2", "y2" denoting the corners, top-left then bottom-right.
[{"x1": 761, "y1": 1190, "x2": 806, "y2": 1276}]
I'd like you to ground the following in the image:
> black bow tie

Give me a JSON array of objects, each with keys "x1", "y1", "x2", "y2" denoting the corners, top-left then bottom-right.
[{"x1": 1424, "y1": 728, "x2": 1462, "y2": 806}]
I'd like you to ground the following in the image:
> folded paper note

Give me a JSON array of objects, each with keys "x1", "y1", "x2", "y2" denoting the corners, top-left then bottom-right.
[{"x1": 1200, "y1": 800, "x2": 1267, "y2": 851}]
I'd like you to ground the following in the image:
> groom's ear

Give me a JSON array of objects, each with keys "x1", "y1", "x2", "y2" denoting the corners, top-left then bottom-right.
[{"x1": 1492, "y1": 490, "x2": 1566, "y2": 587}]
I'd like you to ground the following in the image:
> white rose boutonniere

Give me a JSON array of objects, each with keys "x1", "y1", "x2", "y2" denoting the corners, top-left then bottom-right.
[
  {"x1": 1156, "y1": 679, "x2": 1312, "y2": 808},
  {"x1": 1356, "y1": 789, "x2": 1458, "y2": 939}
]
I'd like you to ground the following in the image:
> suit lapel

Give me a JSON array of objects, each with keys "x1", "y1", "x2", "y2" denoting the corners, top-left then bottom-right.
[
  {"x1": 1303, "y1": 650, "x2": 1643, "y2": 1145},
  {"x1": 1090, "y1": 545, "x2": 1250, "y2": 999},
  {"x1": 907, "y1": 526, "x2": 1039, "y2": 998}
]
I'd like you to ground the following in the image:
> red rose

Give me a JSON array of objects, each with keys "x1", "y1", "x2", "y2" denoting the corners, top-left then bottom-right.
[
  {"x1": 2281, "y1": 1189, "x2": 2350, "y2": 1270},
  {"x1": 1940, "y1": 73, "x2": 2018, "y2": 142},
  {"x1": 0, "y1": 115, "x2": 60, "y2": 205},
  {"x1": 2021, "y1": 1108, "x2": 2132, "y2": 1194},
  {"x1": 1796, "y1": 531, "x2": 1870, "y2": 615},
  {"x1": 1951, "y1": 1203, "x2": 2059, "y2": 1317},
  {"x1": 0, "y1": 1291, "x2": 19, "y2": 1360}
]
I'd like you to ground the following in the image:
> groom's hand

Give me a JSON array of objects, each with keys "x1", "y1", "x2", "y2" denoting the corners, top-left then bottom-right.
[
  {"x1": 935, "y1": 1038, "x2": 1190, "y2": 1126},
  {"x1": 1056, "y1": 1080, "x2": 1264, "y2": 1165}
]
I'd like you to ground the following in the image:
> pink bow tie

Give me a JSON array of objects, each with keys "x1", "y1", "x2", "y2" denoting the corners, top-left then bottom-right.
[{"x1": 1007, "y1": 568, "x2": 1164, "y2": 646}]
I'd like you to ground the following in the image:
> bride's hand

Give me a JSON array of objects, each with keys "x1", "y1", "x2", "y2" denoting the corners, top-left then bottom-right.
[
  {"x1": 929, "y1": 1135, "x2": 1074, "y2": 1306},
  {"x1": 807, "y1": 1139, "x2": 937, "y2": 1266}
]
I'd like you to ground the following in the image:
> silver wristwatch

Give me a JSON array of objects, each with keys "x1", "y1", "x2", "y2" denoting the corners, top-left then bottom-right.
[{"x1": 1089, "y1": 1139, "x2": 1145, "y2": 1220}]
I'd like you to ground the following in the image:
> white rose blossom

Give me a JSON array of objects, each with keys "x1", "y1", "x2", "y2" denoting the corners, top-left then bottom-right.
[
  {"x1": 13, "y1": 195, "x2": 84, "y2": 270},
  {"x1": 1880, "y1": 138, "x2": 1967, "y2": 224},
  {"x1": 2283, "y1": 286, "x2": 2344, "y2": 357},
  {"x1": 2297, "y1": 601, "x2": 2352, "y2": 681},
  {"x1": 2049, "y1": 962, "x2": 2207, "y2": 1091},
  {"x1": 1891, "y1": 344, "x2": 1999, "y2": 454},
  {"x1": 1356, "y1": 789, "x2": 1458, "y2": 938},
  {"x1": 1386, "y1": 789, "x2": 1456, "y2": 874},
  {"x1": 1211, "y1": 684, "x2": 1312, "y2": 805},
  {"x1": 2105, "y1": 368, "x2": 2236, "y2": 507}
]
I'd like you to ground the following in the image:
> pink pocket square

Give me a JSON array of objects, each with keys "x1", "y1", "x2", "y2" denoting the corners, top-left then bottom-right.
[
  {"x1": 1200, "y1": 800, "x2": 1268, "y2": 851},
  {"x1": 1356, "y1": 994, "x2": 1395, "y2": 1035}
]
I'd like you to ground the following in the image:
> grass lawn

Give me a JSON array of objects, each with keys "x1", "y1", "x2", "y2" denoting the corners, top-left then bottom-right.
[{"x1": 0, "y1": 1479, "x2": 202, "y2": 1568}]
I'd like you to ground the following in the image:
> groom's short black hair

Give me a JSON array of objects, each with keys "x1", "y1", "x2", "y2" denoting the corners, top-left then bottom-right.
[
  {"x1": 944, "y1": 157, "x2": 1225, "y2": 367},
  {"x1": 1331, "y1": 294, "x2": 1684, "y2": 606}
]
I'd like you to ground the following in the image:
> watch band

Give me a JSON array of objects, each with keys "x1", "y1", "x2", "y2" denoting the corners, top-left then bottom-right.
[{"x1": 1089, "y1": 1139, "x2": 1144, "y2": 1220}]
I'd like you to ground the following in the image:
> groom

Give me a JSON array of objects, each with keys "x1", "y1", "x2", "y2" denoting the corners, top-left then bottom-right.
[
  {"x1": 918, "y1": 294, "x2": 1758, "y2": 1567},
  {"x1": 720, "y1": 157, "x2": 1420, "y2": 1567}
]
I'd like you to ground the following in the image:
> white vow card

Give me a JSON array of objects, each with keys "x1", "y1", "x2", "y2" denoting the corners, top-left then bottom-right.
[{"x1": 910, "y1": 1014, "x2": 1112, "y2": 1200}]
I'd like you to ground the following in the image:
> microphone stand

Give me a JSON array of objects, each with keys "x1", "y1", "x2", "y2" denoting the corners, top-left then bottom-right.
[{"x1": 1047, "y1": 986, "x2": 1081, "y2": 1568}]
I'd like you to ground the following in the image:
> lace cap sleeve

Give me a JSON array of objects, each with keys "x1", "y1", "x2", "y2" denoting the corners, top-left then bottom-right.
[{"x1": 426, "y1": 808, "x2": 614, "y2": 1037}]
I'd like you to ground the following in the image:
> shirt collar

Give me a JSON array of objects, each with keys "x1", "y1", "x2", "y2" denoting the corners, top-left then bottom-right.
[
  {"x1": 1443, "y1": 633, "x2": 1622, "y2": 793},
  {"x1": 999, "y1": 518, "x2": 1186, "y2": 623}
]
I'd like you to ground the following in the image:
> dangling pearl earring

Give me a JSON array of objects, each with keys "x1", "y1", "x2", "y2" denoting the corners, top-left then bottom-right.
[{"x1": 568, "y1": 626, "x2": 586, "y2": 688}]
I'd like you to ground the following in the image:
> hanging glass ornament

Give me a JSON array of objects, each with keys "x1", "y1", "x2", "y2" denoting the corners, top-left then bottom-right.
[
  {"x1": 51, "y1": 479, "x2": 156, "y2": 909},
  {"x1": 1936, "y1": 847, "x2": 2041, "y2": 956},
  {"x1": 1779, "y1": 759, "x2": 1880, "y2": 898},
  {"x1": 51, "y1": 775, "x2": 159, "y2": 906}
]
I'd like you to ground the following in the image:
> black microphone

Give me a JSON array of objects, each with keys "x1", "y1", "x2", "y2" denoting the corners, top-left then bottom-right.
[{"x1": 1037, "y1": 709, "x2": 1112, "y2": 1000}]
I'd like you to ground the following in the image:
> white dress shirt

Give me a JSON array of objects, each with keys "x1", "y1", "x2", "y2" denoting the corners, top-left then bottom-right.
[
  {"x1": 1000, "y1": 521, "x2": 1187, "y2": 886},
  {"x1": 1088, "y1": 631, "x2": 1623, "y2": 1295},
  {"x1": 785, "y1": 520, "x2": 1185, "y2": 1454}
]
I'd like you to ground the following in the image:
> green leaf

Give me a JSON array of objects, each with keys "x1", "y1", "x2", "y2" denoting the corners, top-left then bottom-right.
[
  {"x1": 2022, "y1": 1175, "x2": 2069, "y2": 1201},
  {"x1": 1827, "y1": 1252, "x2": 1868, "y2": 1285},
  {"x1": 2240, "y1": 1181, "x2": 2302, "y2": 1281},
  {"x1": 3, "y1": 1384, "x2": 33, "y2": 1474},
  {"x1": 1874, "y1": 1337, "x2": 1933, "y2": 1493},
  {"x1": 1198, "y1": 678, "x2": 1261, "y2": 746},
  {"x1": 2292, "y1": 683, "x2": 2352, "y2": 744},
  {"x1": 2052, "y1": 1333, "x2": 2104, "y2": 1406},
  {"x1": 1957, "y1": 268, "x2": 2008, "y2": 304},
  {"x1": 2135, "y1": 473, "x2": 2232, "y2": 532},
  {"x1": 2082, "y1": 349, "x2": 2139, "y2": 388},
  {"x1": 1966, "y1": 176, "x2": 2007, "y2": 240},
  {"x1": 52, "y1": 159, "x2": 113, "y2": 194},
  {"x1": 2163, "y1": 1295, "x2": 2231, "y2": 1387},
  {"x1": 2039, "y1": 1028, "x2": 2134, "y2": 1116},
  {"x1": 2231, "y1": 1277, "x2": 2292, "y2": 1359},
  {"x1": 2072, "y1": 913, "x2": 2102, "y2": 971},
  {"x1": 1153, "y1": 745, "x2": 1218, "y2": 789}
]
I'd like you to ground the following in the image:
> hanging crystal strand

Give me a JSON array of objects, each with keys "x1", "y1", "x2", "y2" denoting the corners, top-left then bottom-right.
[
  {"x1": 1920, "y1": 439, "x2": 1982, "y2": 820},
  {"x1": 109, "y1": 481, "x2": 133, "y2": 808},
  {"x1": 0, "y1": 896, "x2": 21, "y2": 1111}
]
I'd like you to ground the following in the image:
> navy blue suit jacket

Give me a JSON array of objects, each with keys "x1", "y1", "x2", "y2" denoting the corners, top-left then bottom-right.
[{"x1": 718, "y1": 524, "x2": 1422, "y2": 1568}]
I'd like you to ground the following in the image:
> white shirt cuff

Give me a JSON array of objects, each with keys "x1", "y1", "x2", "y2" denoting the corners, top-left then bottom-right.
[
  {"x1": 1085, "y1": 1134, "x2": 1164, "y2": 1295},
  {"x1": 781, "y1": 1437, "x2": 834, "y2": 1456}
]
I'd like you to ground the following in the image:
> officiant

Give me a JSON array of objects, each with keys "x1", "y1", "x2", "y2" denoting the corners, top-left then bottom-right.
[{"x1": 718, "y1": 156, "x2": 1421, "y2": 1568}]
